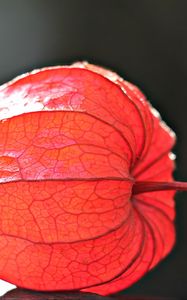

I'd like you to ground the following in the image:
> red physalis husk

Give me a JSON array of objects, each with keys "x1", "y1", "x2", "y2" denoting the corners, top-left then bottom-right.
[{"x1": 0, "y1": 62, "x2": 186, "y2": 295}]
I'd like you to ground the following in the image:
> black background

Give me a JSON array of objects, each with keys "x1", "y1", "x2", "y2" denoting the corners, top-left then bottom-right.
[{"x1": 0, "y1": 0, "x2": 186, "y2": 298}]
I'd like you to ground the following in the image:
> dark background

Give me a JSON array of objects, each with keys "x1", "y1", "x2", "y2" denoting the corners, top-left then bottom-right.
[{"x1": 0, "y1": 0, "x2": 186, "y2": 298}]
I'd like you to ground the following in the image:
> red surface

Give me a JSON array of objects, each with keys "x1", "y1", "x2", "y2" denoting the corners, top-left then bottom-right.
[{"x1": 0, "y1": 63, "x2": 176, "y2": 295}]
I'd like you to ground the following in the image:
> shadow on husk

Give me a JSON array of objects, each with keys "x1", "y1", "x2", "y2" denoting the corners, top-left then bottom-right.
[
  {"x1": 1, "y1": 288, "x2": 112, "y2": 300},
  {"x1": 1, "y1": 288, "x2": 178, "y2": 300}
]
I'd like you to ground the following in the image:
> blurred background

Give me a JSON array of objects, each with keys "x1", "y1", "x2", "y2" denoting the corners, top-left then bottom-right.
[{"x1": 0, "y1": 0, "x2": 186, "y2": 298}]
